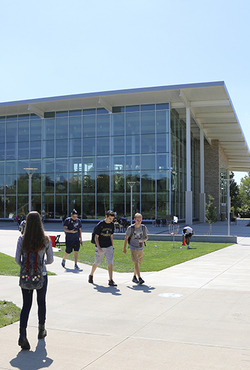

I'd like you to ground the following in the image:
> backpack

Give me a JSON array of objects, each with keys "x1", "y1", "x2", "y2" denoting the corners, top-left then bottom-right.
[
  {"x1": 91, "y1": 221, "x2": 105, "y2": 244},
  {"x1": 19, "y1": 250, "x2": 44, "y2": 290},
  {"x1": 128, "y1": 224, "x2": 147, "y2": 245}
]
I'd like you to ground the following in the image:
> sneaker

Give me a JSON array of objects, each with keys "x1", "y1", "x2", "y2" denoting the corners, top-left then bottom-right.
[
  {"x1": 138, "y1": 277, "x2": 144, "y2": 285},
  {"x1": 75, "y1": 264, "x2": 80, "y2": 270},
  {"x1": 187, "y1": 246, "x2": 190, "y2": 249},
  {"x1": 88, "y1": 275, "x2": 93, "y2": 284},
  {"x1": 61, "y1": 259, "x2": 65, "y2": 268},
  {"x1": 108, "y1": 279, "x2": 117, "y2": 287},
  {"x1": 132, "y1": 276, "x2": 139, "y2": 284}
]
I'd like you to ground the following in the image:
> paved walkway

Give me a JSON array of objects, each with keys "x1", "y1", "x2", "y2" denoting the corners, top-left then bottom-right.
[{"x1": 1, "y1": 221, "x2": 250, "y2": 369}]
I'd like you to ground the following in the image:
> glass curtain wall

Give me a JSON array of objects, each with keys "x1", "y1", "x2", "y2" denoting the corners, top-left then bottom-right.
[
  {"x1": 0, "y1": 104, "x2": 170, "y2": 220},
  {"x1": 170, "y1": 110, "x2": 199, "y2": 220}
]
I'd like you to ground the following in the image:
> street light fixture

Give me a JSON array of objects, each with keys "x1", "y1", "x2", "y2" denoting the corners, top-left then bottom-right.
[
  {"x1": 127, "y1": 181, "x2": 136, "y2": 226},
  {"x1": 24, "y1": 168, "x2": 37, "y2": 212}
]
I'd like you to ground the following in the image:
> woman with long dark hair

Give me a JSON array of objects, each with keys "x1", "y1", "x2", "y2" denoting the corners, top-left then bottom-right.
[{"x1": 15, "y1": 211, "x2": 54, "y2": 350}]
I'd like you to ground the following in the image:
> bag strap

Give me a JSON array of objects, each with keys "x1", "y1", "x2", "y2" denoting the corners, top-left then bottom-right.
[{"x1": 130, "y1": 225, "x2": 135, "y2": 238}]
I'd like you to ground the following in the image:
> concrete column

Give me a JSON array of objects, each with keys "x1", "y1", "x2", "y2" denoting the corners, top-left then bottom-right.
[
  {"x1": 185, "y1": 107, "x2": 192, "y2": 224},
  {"x1": 199, "y1": 129, "x2": 206, "y2": 222}
]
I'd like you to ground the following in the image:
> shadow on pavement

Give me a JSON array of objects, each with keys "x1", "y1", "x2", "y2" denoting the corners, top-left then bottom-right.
[
  {"x1": 127, "y1": 284, "x2": 156, "y2": 293},
  {"x1": 10, "y1": 339, "x2": 53, "y2": 370},
  {"x1": 93, "y1": 283, "x2": 122, "y2": 296}
]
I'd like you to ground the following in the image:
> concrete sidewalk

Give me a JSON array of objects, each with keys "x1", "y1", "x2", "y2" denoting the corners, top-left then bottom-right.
[{"x1": 1, "y1": 226, "x2": 250, "y2": 369}]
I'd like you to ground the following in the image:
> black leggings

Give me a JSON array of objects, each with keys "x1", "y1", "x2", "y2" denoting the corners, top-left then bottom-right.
[{"x1": 20, "y1": 275, "x2": 48, "y2": 329}]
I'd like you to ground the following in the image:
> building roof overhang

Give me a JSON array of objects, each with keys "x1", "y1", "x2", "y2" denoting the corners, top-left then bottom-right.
[{"x1": 0, "y1": 81, "x2": 249, "y2": 172}]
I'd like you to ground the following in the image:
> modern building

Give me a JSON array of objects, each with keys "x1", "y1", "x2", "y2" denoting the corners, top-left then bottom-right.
[{"x1": 0, "y1": 81, "x2": 249, "y2": 224}]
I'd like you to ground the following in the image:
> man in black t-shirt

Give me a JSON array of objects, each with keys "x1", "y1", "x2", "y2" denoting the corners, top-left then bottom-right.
[
  {"x1": 62, "y1": 209, "x2": 82, "y2": 269},
  {"x1": 88, "y1": 210, "x2": 117, "y2": 286}
]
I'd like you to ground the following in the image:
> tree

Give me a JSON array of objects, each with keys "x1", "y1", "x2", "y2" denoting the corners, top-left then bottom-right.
[
  {"x1": 230, "y1": 172, "x2": 240, "y2": 215},
  {"x1": 239, "y1": 172, "x2": 250, "y2": 217},
  {"x1": 205, "y1": 194, "x2": 217, "y2": 235}
]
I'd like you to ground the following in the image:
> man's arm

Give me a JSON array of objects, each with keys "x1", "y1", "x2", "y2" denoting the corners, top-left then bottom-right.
[
  {"x1": 79, "y1": 228, "x2": 82, "y2": 243},
  {"x1": 95, "y1": 234, "x2": 103, "y2": 253},
  {"x1": 123, "y1": 235, "x2": 129, "y2": 254},
  {"x1": 64, "y1": 226, "x2": 77, "y2": 234}
]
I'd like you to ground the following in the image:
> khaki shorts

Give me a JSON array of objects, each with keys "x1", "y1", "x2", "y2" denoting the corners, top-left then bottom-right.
[{"x1": 130, "y1": 249, "x2": 144, "y2": 264}]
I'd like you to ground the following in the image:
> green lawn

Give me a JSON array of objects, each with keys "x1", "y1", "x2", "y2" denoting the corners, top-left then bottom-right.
[
  {"x1": 0, "y1": 300, "x2": 21, "y2": 328},
  {"x1": 54, "y1": 240, "x2": 232, "y2": 273}
]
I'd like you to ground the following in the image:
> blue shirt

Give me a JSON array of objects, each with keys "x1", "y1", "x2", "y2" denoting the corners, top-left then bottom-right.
[{"x1": 64, "y1": 217, "x2": 82, "y2": 240}]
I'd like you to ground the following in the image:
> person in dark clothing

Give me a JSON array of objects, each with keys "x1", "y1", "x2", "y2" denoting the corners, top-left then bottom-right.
[
  {"x1": 88, "y1": 210, "x2": 117, "y2": 286},
  {"x1": 62, "y1": 209, "x2": 82, "y2": 269}
]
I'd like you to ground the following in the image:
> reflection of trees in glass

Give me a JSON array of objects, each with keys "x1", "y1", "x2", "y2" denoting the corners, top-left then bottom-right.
[
  {"x1": 141, "y1": 174, "x2": 154, "y2": 192},
  {"x1": 17, "y1": 173, "x2": 41, "y2": 194},
  {"x1": 69, "y1": 175, "x2": 81, "y2": 193},
  {"x1": 112, "y1": 174, "x2": 124, "y2": 192},
  {"x1": 97, "y1": 174, "x2": 110, "y2": 193},
  {"x1": 83, "y1": 175, "x2": 95, "y2": 192}
]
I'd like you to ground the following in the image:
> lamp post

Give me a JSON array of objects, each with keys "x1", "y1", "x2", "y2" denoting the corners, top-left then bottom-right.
[
  {"x1": 127, "y1": 181, "x2": 136, "y2": 226},
  {"x1": 24, "y1": 168, "x2": 37, "y2": 212}
]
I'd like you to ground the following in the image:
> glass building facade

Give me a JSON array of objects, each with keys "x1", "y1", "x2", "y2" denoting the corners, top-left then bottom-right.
[{"x1": 0, "y1": 103, "x2": 199, "y2": 221}]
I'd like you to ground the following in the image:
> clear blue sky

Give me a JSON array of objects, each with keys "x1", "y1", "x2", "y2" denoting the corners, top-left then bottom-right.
[{"x1": 1, "y1": 0, "x2": 249, "y2": 183}]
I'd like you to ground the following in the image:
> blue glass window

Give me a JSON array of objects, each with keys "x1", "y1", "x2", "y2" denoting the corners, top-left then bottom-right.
[
  {"x1": 56, "y1": 111, "x2": 68, "y2": 117},
  {"x1": 126, "y1": 112, "x2": 139, "y2": 135},
  {"x1": 69, "y1": 110, "x2": 82, "y2": 116},
  {"x1": 141, "y1": 155, "x2": 155, "y2": 170},
  {"x1": 69, "y1": 138, "x2": 81, "y2": 157},
  {"x1": 0, "y1": 121, "x2": 5, "y2": 144},
  {"x1": 97, "y1": 115, "x2": 110, "y2": 137},
  {"x1": 6, "y1": 142, "x2": 17, "y2": 159},
  {"x1": 141, "y1": 134, "x2": 155, "y2": 153},
  {"x1": 44, "y1": 119, "x2": 55, "y2": 140},
  {"x1": 6, "y1": 121, "x2": 17, "y2": 142},
  {"x1": 156, "y1": 103, "x2": 169, "y2": 110},
  {"x1": 69, "y1": 117, "x2": 82, "y2": 139},
  {"x1": 126, "y1": 135, "x2": 140, "y2": 154},
  {"x1": 157, "y1": 134, "x2": 169, "y2": 153},
  {"x1": 43, "y1": 159, "x2": 54, "y2": 173},
  {"x1": 18, "y1": 121, "x2": 29, "y2": 142},
  {"x1": 126, "y1": 155, "x2": 140, "y2": 170},
  {"x1": 97, "y1": 156, "x2": 109, "y2": 170},
  {"x1": 126, "y1": 105, "x2": 139, "y2": 112},
  {"x1": 97, "y1": 137, "x2": 110, "y2": 155},
  {"x1": 43, "y1": 140, "x2": 54, "y2": 158},
  {"x1": 112, "y1": 156, "x2": 124, "y2": 171},
  {"x1": 111, "y1": 113, "x2": 124, "y2": 136},
  {"x1": 111, "y1": 136, "x2": 124, "y2": 155},
  {"x1": 56, "y1": 118, "x2": 68, "y2": 139},
  {"x1": 18, "y1": 142, "x2": 29, "y2": 159},
  {"x1": 83, "y1": 115, "x2": 95, "y2": 137},
  {"x1": 30, "y1": 119, "x2": 42, "y2": 141},
  {"x1": 141, "y1": 112, "x2": 155, "y2": 134},
  {"x1": 56, "y1": 139, "x2": 68, "y2": 157},
  {"x1": 83, "y1": 138, "x2": 95, "y2": 156},
  {"x1": 156, "y1": 111, "x2": 169, "y2": 133},
  {"x1": 141, "y1": 104, "x2": 155, "y2": 111},
  {"x1": 30, "y1": 141, "x2": 41, "y2": 159},
  {"x1": 83, "y1": 109, "x2": 96, "y2": 115}
]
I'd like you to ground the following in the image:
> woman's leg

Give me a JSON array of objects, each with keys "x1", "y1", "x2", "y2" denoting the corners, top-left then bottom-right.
[
  {"x1": 37, "y1": 275, "x2": 48, "y2": 325},
  {"x1": 20, "y1": 289, "x2": 33, "y2": 329}
]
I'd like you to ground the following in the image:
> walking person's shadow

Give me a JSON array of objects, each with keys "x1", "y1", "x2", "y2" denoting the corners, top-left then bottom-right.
[{"x1": 10, "y1": 339, "x2": 53, "y2": 370}]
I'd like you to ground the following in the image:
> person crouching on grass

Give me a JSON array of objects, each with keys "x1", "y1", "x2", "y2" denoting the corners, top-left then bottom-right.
[
  {"x1": 182, "y1": 226, "x2": 194, "y2": 249},
  {"x1": 123, "y1": 213, "x2": 148, "y2": 285}
]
